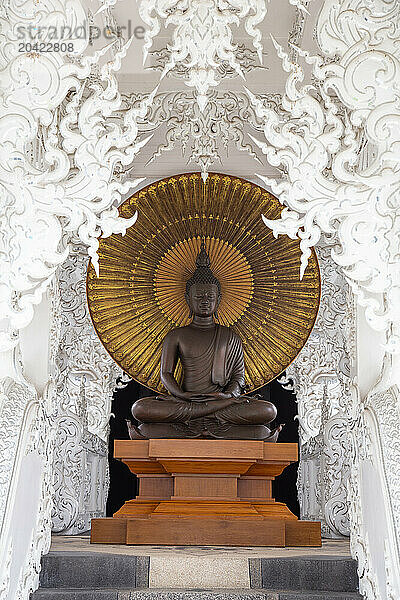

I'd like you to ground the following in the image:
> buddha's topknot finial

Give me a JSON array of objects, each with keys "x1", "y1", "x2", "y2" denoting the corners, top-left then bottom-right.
[
  {"x1": 186, "y1": 240, "x2": 221, "y2": 294},
  {"x1": 196, "y1": 240, "x2": 211, "y2": 269}
]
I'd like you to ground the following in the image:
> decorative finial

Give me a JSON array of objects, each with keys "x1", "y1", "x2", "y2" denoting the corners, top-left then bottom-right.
[
  {"x1": 196, "y1": 239, "x2": 211, "y2": 269},
  {"x1": 186, "y1": 239, "x2": 221, "y2": 294}
]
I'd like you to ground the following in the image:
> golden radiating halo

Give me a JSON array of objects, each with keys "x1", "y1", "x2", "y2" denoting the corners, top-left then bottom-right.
[
  {"x1": 155, "y1": 237, "x2": 253, "y2": 327},
  {"x1": 87, "y1": 173, "x2": 321, "y2": 392}
]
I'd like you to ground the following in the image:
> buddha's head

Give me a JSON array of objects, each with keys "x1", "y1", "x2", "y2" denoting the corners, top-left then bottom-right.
[{"x1": 185, "y1": 243, "x2": 221, "y2": 320}]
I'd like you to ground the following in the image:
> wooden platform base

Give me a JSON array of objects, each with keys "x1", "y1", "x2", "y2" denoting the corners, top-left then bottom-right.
[{"x1": 91, "y1": 439, "x2": 321, "y2": 547}]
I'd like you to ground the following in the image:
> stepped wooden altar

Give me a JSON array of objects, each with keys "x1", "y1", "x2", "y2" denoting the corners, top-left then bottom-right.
[{"x1": 91, "y1": 439, "x2": 321, "y2": 546}]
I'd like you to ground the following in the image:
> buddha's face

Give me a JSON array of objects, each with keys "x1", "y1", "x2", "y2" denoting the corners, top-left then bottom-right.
[{"x1": 186, "y1": 283, "x2": 221, "y2": 318}]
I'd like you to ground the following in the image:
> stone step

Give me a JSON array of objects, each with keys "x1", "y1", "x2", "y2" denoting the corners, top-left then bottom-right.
[
  {"x1": 255, "y1": 557, "x2": 359, "y2": 592},
  {"x1": 38, "y1": 554, "x2": 149, "y2": 589},
  {"x1": 32, "y1": 588, "x2": 363, "y2": 600},
  {"x1": 38, "y1": 554, "x2": 359, "y2": 593}
]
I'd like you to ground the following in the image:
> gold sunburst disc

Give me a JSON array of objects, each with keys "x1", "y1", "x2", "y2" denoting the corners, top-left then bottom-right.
[{"x1": 87, "y1": 173, "x2": 321, "y2": 392}]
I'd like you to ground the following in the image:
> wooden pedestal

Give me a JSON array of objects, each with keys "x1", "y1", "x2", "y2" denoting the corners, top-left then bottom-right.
[{"x1": 91, "y1": 439, "x2": 321, "y2": 547}]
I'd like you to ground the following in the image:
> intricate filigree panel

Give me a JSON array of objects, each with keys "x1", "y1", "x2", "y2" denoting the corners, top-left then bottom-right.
[
  {"x1": 51, "y1": 246, "x2": 121, "y2": 534},
  {"x1": 148, "y1": 43, "x2": 267, "y2": 80},
  {"x1": 52, "y1": 414, "x2": 108, "y2": 535},
  {"x1": 0, "y1": 0, "x2": 156, "y2": 352},
  {"x1": 119, "y1": 90, "x2": 282, "y2": 179},
  {"x1": 54, "y1": 247, "x2": 121, "y2": 441},
  {"x1": 283, "y1": 243, "x2": 354, "y2": 538},
  {"x1": 248, "y1": 0, "x2": 400, "y2": 353},
  {"x1": 347, "y1": 381, "x2": 400, "y2": 600},
  {"x1": 0, "y1": 375, "x2": 58, "y2": 600},
  {"x1": 139, "y1": 0, "x2": 268, "y2": 109}
]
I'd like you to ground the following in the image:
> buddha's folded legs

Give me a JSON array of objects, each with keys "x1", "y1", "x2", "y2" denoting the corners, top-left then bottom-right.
[
  {"x1": 135, "y1": 422, "x2": 204, "y2": 438},
  {"x1": 134, "y1": 422, "x2": 279, "y2": 440},
  {"x1": 132, "y1": 396, "x2": 191, "y2": 423},
  {"x1": 214, "y1": 397, "x2": 277, "y2": 425},
  {"x1": 132, "y1": 395, "x2": 243, "y2": 423},
  {"x1": 132, "y1": 396, "x2": 276, "y2": 426},
  {"x1": 129, "y1": 395, "x2": 281, "y2": 441}
]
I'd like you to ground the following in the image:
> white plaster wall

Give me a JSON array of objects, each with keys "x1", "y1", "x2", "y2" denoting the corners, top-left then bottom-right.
[
  {"x1": 360, "y1": 458, "x2": 389, "y2": 599},
  {"x1": 356, "y1": 303, "x2": 386, "y2": 400},
  {"x1": 19, "y1": 294, "x2": 52, "y2": 395},
  {"x1": 7, "y1": 453, "x2": 43, "y2": 600}
]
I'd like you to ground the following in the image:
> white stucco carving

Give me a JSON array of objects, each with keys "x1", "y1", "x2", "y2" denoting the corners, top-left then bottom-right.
[
  {"x1": 0, "y1": 374, "x2": 58, "y2": 600},
  {"x1": 281, "y1": 244, "x2": 354, "y2": 538},
  {"x1": 347, "y1": 379, "x2": 400, "y2": 600},
  {"x1": 120, "y1": 89, "x2": 282, "y2": 178},
  {"x1": 52, "y1": 412, "x2": 109, "y2": 535},
  {"x1": 139, "y1": 0, "x2": 268, "y2": 109},
  {"x1": 51, "y1": 247, "x2": 121, "y2": 534},
  {"x1": 248, "y1": 1, "x2": 400, "y2": 353},
  {"x1": 0, "y1": 0, "x2": 158, "y2": 353},
  {"x1": 149, "y1": 43, "x2": 267, "y2": 80}
]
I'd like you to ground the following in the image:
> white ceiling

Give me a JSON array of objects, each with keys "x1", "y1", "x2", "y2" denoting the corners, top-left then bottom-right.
[{"x1": 89, "y1": 0, "x2": 321, "y2": 184}]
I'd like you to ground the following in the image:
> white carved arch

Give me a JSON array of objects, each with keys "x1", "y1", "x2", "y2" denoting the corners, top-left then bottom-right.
[{"x1": 0, "y1": 1, "x2": 399, "y2": 599}]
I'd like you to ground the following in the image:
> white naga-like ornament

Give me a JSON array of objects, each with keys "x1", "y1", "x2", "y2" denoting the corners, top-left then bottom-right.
[
  {"x1": 139, "y1": 0, "x2": 268, "y2": 110},
  {"x1": 0, "y1": 1, "x2": 158, "y2": 352},
  {"x1": 247, "y1": 0, "x2": 400, "y2": 352},
  {"x1": 138, "y1": 0, "x2": 310, "y2": 109}
]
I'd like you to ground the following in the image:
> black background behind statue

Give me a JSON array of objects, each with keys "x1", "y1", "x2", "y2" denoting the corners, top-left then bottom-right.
[{"x1": 106, "y1": 376, "x2": 300, "y2": 518}]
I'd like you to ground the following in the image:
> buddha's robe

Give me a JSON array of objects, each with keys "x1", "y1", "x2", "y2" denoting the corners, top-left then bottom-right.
[
  {"x1": 131, "y1": 325, "x2": 277, "y2": 440},
  {"x1": 181, "y1": 324, "x2": 245, "y2": 397}
]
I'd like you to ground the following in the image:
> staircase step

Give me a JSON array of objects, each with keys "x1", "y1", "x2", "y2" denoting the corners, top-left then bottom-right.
[
  {"x1": 38, "y1": 553, "x2": 149, "y2": 589},
  {"x1": 257, "y1": 557, "x2": 359, "y2": 592},
  {"x1": 38, "y1": 553, "x2": 358, "y2": 593},
  {"x1": 32, "y1": 589, "x2": 363, "y2": 600},
  {"x1": 32, "y1": 591, "x2": 119, "y2": 600},
  {"x1": 125, "y1": 592, "x2": 362, "y2": 600},
  {"x1": 32, "y1": 546, "x2": 361, "y2": 600}
]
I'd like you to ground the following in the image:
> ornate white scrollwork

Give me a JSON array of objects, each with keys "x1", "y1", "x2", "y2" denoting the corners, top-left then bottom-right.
[
  {"x1": 148, "y1": 43, "x2": 267, "y2": 80},
  {"x1": 284, "y1": 243, "x2": 354, "y2": 538},
  {"x1": 53, "y1": 247, "x2": 121, "y2": 441},
  {"x1": 0, "y1": 376, "x2": 58, "y2": 600},
  {"x1": 52, "y1": 413, "x2": 109, "y2": 535},
  {"x1": 0, "y1": 0, "x2": 158, "y2": 353},
  {"x1": 51, "y1": 246, "x2": 121, "y2": 534},
  {"x1": 346, "y1": 378, "x2": 400, "y2": 600},
  {"x1": 139, "y1": 0, "x2": 268, "y2": 109},
  {"x1": 120, "y1": 89, "x2": 282, "y2": 179},
  {"x1": 247, "y1": 0, "x2": 400, "y2": 352}
]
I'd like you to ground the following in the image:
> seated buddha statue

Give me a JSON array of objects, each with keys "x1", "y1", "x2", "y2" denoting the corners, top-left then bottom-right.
[{"x1": 128, "y1": 244, "x2": 283, "y2": 441}]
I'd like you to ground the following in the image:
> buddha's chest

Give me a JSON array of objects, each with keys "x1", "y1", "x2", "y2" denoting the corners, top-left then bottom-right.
[{"x1": 178, "y1": 328, "x2": 216, "y2": 359}]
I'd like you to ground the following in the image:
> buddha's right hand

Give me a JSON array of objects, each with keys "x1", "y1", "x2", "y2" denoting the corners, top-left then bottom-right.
[
  {"x1": 176, "y1": 391, "x2": 203, "y2": 401},
  {"x1": 199, "y1": 392, "x2": 244, "y2": 403},
  {"x1": 183, "y1": 393, "x2": 214, "y2": 402},
  {"x1": 206, "y1": 391, "x2": 234, "y2": 401}
]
